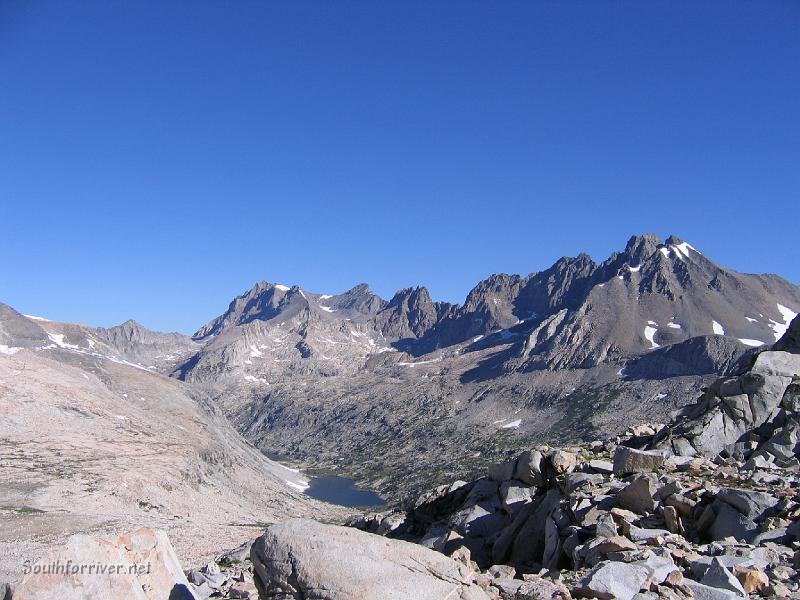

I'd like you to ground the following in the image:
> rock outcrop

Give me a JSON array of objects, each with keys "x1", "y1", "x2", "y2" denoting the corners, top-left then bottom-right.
[
  {"x1": 652, "y1": 315, "x2": 800, "y2": 462},
  {"x1": 12, "y1": 528, "x2": 196, "y2": 600},
  {"x1": 250, "y1": 519, "x2": 489, "y2": 599}
]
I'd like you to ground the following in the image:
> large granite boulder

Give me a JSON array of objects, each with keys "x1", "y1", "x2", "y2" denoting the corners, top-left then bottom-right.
[
  {"x1": 250, "y1": 518, "x2": 489, "y2": 599},
  {"x1": 13, "y1": 528, "x2": 195, "y2": 600}
]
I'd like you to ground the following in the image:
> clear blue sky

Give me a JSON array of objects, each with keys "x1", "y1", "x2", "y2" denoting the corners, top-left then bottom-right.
[{"x1": 1, "y1": 2, "x2": 798, "y2": 334}]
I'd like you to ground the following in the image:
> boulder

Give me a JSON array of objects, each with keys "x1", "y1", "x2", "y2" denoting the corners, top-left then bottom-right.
[
  {"x1": 734, "y1": 566, "x2": 769, "y2": 594},
  {"x1": 517, "y1": 576, "x2": 571, "y2": 599},
  {"x1": 588, "y1": 460, "x2": 614, "y2": 474},
  {"x1": 514, "y1": 450, "x2": 545, "y2": 487},
  {"x1": 715, "y1": 487, "x2": 778, "y2": 520},
  {"x1": 250, "y1": 518, "x2": 489, "y2": 600},
  {"x1": 595, "y1": 513, "x2": 618, "y2": 538},
  {"x1": 489, "y1": 458, "x2": 518, "y2": 482},
  {"x1": 613, "y1": 447, "x2": 665, "y2": 475},
  {"x1": 707, "y1": 501, "x2": 759, "y2": 543},
  {"x1": 636, "y1": 552, "x2": 680, "y2": 585},
  {"x1": 565, "y1": 472, "x2": 604, "y2": 494},
  {"x1": 684, "y1": 580, "x2": 743, "y2": 600},
  {"x1": 701, "y1": 558, "x2": 747, "y2": 597},
  {"x1": 617, "y1": 474, "x2": 658, "y2": 514},
  {"x1": 573, "y1": 560, "x2": 650, "y2": 600},
  {"x1": 500, "y1": 480, "x2": 534, "y2": 512},
  {"x1": 450, "y1": 501, "x2": 507, "y2": 539},
  {"x1": 549, "y1": 449, "x2": 577, "y2": 474},
  {"x1": 13, "y1": 528, "x2": 195, "y2": 600}
]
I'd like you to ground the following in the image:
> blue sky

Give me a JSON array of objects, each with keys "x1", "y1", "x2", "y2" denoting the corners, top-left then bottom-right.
[{"x1": 1, "y1": 2, "x2": 798, "y2": 334}]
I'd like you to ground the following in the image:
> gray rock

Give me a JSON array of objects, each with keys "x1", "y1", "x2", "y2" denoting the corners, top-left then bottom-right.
[
  {"x1": 516, "y1": 576, "x2": 570, "y2": 599},
  {"x1": 700, "y1": 557, "x2": 747, "y2": 597},
  {"x1": 450, "y1": 501, "x2": 507, "y2": 539},
  {"x1": 574, "y1": 560, "x2": 650, "y2": 600},
  {"x1": 716, "y1": 487, "x2": 778, "y2": 520},
  {"x1": 500, "y1": 480, "x2": 534, "y2": 512},
  {"x1": 514, "y1": 450, "x2": 545, "y2": 487},
  {"x1": 690, "y1": 553, "x2": 770, "y2": 578},
  {"x1": 589, "y1": 460, "x2": 614, "y2": 474},
  {"x1": 565, "y1": 472, "x2": 604, "y2": 494},
  {"x1": 491, "y1": 577, "x2": 524, "y2": 596},
  {"x1": 684, "y1": 580, "x2": 743, "y2": 600},
  {"x1": 663, "y1": 505, "x2": 682, "y2": 534},
  {"x1": 617, "y1": 474, "x2": 658, "y2": 514},
  {"x1": 489, "y1": 458, "x2": 518, "y2": 482},
  {"x1": 595, "y1": 512, "x2": 618, "y2": 538},
  {"x1": 708, "y1": 500, "x2": 759, "y2": 543},
  {"x1": 626, "y1": 525, "x2": 670, "y2": 543},
  {"x1": 635, "y1": 551, "x2": 679, "y2": 585},
  {"x1": 509, "y1": 489, "x2": 563, "y2": 565},
  {"x1": 251, "y1": 519, "x2": 489, "y2": 600},
  {"x1": 613, "y1": 447, "x2": 665, "y2": 475}
]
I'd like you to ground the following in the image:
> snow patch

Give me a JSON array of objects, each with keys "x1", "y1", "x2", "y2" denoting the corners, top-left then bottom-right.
[
  {"x1": 249, "y1": 345, "x2": 263, "y2": 358},
  {"x1": 274, "y1": 284, "x2": 290, "y2": 291},
  {"x1": 671, "y1": 242, "x2": 701, "y2": 259},
  {"x1": 745, "y1": 317, "x2": 758, "y2": 323},
  {"x1": 712, "y1": 321, "x2": 725, "y2": 336},
  {"x1": 667, "y1": 322, "x2": 682, "y2": 329},
  {"x1": 285, "y1": 480, "x2": 310, "y2": 492},
  {"x1": 24, "y1": 314, "x2": 50, "y2": 321},
  {"x1": 739, "y1": 339, "x2": 765, "y2": 347},
  {"x1": 0, "y1": 345, "x2": 22, "y2": 355},
  {"x1": 319, "y1": 306, "x2": 336, "y2": 313},
  {"x1": 244, "y1": 375, "x2": 269, "y2": 384},
  {"x1": 659, "y1": 247, "x2": 670, "y2": 258},
  {"x1": 628, "y1": 265, "x2": 641, "y2": 272},
  {"x1": 768, "y1": 303, "x2": 797, "y2": 341},
  {"x1": 472, "y1": 335, "x2": 484, "y2": 342},
  {"x1": 319, "y1": 294, "x2": 333, "y2": 300},
  {"x1": 501, "y1": 419, "x2": 522, "y2": 429},
  {"x1": 46, "y1": 333, "x2": 81, "y2": 350},
  {"x1": 397, "y1": 357, "x2": 442, "y2": 367},
  {"x1": 644, "y1": 326, "x2": 659, "y2": 349}
]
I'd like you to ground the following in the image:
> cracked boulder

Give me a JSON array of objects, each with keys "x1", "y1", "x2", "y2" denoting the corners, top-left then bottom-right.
[{"x1": 250, "y1": 518, "x2": 489, "y2": 599}]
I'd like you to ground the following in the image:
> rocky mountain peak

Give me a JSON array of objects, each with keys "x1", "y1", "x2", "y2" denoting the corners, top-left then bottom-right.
[
  {"x1": 376, "y1": 286, "x2": 441, "y2": 340},
  {"x1": 623, "y1": 233, "x2": 663, "y2": 265}
]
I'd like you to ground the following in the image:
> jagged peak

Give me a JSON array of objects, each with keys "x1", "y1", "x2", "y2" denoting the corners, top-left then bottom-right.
[
  {"x1": 344, "y1": 283, "x2": 374, "y2": 296},
  {"x1": 623, "y1": 233, "x2": 663, "y2": 263},
  {"x1": 388, "y1": 286, "x2": 432, "y2": 306}
]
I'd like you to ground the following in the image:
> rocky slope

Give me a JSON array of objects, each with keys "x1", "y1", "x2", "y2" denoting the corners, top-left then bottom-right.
[
  {"x1": 0, "y1": 304, "x2": 346, "y2": 585},
  {"x1": 316, "y1": 316, "x2": 800, "y2": 599},
  {"x1": 170, "y1": 234, "x2": 800, "y2": 496},
  {"x1": 4, "y1": 304, "x2": 800, "y2": 600}
]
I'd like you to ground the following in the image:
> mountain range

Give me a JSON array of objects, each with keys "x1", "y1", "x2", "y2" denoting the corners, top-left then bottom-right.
[{"x1": 3, "y1": 234, "x2": 798, "y2": 504}]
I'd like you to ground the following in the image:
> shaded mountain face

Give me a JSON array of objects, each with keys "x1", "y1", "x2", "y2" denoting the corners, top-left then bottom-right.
[{"x1": 164, "y1": 234, "x2": 800, "y2": 495}]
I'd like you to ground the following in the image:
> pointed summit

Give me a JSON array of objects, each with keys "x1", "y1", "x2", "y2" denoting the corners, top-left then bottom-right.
[{"x1": 623, "y1": 233, "x2": 663, "y2": 265}]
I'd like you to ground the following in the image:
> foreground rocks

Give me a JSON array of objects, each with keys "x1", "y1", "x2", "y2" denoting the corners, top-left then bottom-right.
[
  {"x1": 11, "y1": 528, "x2": 196, "y2": 600},
  {"x1": 349, "y1": 316, "x2": 800, "y2": 600},
  {"x1": 250, "y1": 518, "x2": 489, "y2": 599}
]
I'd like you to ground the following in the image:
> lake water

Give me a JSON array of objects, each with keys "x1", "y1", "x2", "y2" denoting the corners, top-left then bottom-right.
[{"x1": 304, "y1": 476, "x2": 386, "y2": 507}]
